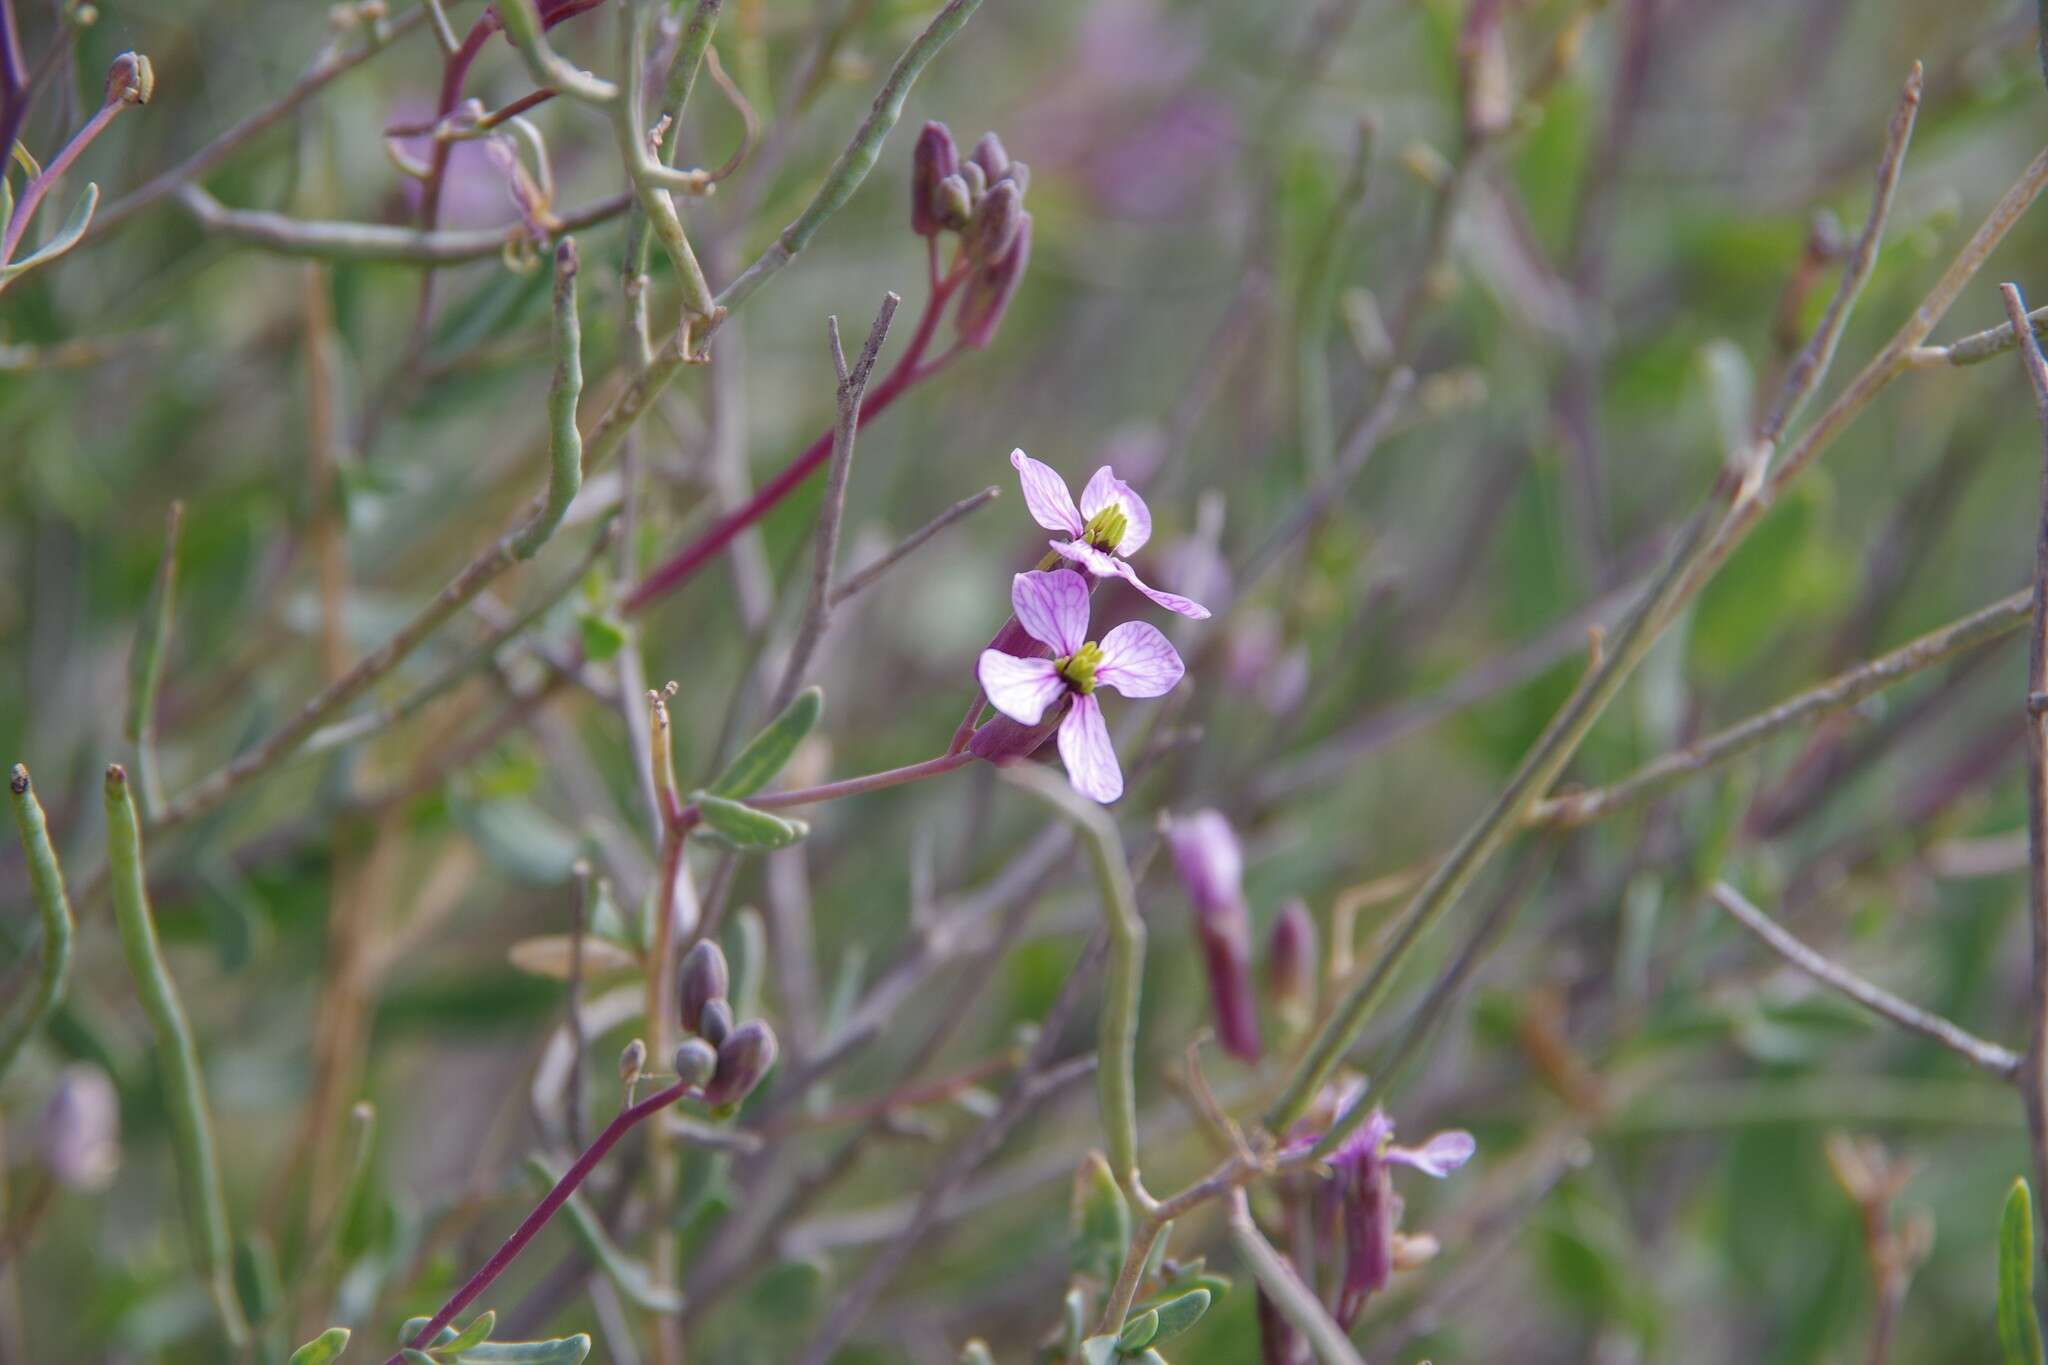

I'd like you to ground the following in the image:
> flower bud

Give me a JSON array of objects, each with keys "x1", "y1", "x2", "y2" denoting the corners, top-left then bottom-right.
[
  {"x1": 933, "y1": 173, "x2": 973, "y2": 231},
  {"x1": 704, "y1": 1019, "x2": 778, "y2": 1107},
  {"x1": 1002, "y1": 160, "x2": 1030, "y2": 196},
  {"x1": 911, "y1": 121, "x2": 960, "y2": 238},
  {"x1": 672, "y1": 1037, "x2": 718, "y2": 1090},
  {"x1": 1266, "y1": 899, "x2": 1316, "y2": 1034},
  {"x1": 969, "y1": 131, "x2": 1010, "y2": 182},
  {"x1": 960, "y1": 159, "x2": 987, "y2": 204},
  {"x1": 696, "y1": 997, "x2": 734, "y2": 1047},
  {"x1": 955, "y1": 212, "x2": 1031, "y2": 350},
  {"x1": 619, "y1": 1037, "x2": 647, "y2": 1088},
  {"x1": 105, "y1": 51, "x2": 152, "y2": 107},
  {"x1": 677, "y1": 939, "x2": 729, "y2": 1035},
  {"x1": 965, "y1": 180, "x2": 1024, "y2": 266},
  {"x1": 40, "y1": 1064, "x2": 119, "y2": 1191},
  {"x1": 1166, "y1": 810, "x2": 1260, "y2": 1062}
]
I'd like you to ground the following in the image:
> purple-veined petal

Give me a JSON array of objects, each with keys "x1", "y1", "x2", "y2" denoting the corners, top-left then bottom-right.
[
  {"x1": 1109, "y1": 557, "x2": 1210, "y2": 619},
  {"x1": 1095, "y1": 621, "x2": 1184, "y2": 698},
  {"x1": 1078, "y1": 465, "x2": 1153, "y2": 556},
  {"x1": 1327, "y1": 1104, "x2": 1394, "y2": 1171},
  {"x1": 1050, "y1": 538, "x2": 1124, "y2": 579},
  {"x1": 1385, "y1": 1129, "x2": 1476, "y2": 1179},
  {"x1": 976, "y1": 651, "x2": 1067, "y2": 726},
  {"x1": 1010, "y1": 449, "x2": 1084, "y2": 538},
  {"x1": 1009, "y1": 569, "x2": 1091, "y2": 656},
  {"x1": 1057, "y1": 693, "x2": 1123, "y2": 803}
]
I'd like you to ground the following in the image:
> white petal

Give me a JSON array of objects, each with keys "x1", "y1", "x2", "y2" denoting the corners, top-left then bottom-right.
[
  {"x1": 1057, "y1": 694, "x2": 1123, "y2": 803},
  {"x1": 1109, "y1": 558, "x2": 1210, "y2": 619},
  {"x1": 1078, "y1": 466, "x2": 1152, "y2": 556},
  {"x1": 1050, "y1": 538, "x2": 1123, "y2": 579},
  {"x1": 1010, "y1": 569, "x2": 1090, "y2": 656},
  {"x1": 976, "y1": 651, "x2": 1066, "y2": 726},
  {"x1": 1010, "y1": 449, "x2": 1084, "y2": 537},
  {"x1": 1095, "y1": 621, "x2": 1184, "y2": 698}
]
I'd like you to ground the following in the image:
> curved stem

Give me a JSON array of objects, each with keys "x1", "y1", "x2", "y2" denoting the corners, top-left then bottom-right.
[
  {"x1": 672, "y1": 751, "x2": 971, "y2": 832},
  {"x1": 623, "y1": 272, "x2": 963, "y2": 615},
  {"x1": 386, "y1": 1078, "x2": 692, "y2": 1364}
]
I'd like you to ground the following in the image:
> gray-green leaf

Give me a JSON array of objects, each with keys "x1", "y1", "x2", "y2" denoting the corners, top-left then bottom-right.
[
  {"x1": 1147, "y1": 1287, "x2": 1210, "y2": 1344},
  {"x1": 0, "y1": 183, "x2": 98, "y2": 285},
  {"x1": 2001, "y1": 1177, "x2": 2045, "y2": 1365},
  {"x1": 288, "y1": 1327, "x2": 351, "y2": 1365},
  {"x1": 1115, "y1": 1308, "x2": 1159, "y2": 1354},
  {"x1": 447, "y1": 1337, "x2": 591, "y2": 1364},
  {"x1": 691, "y1": 792, "x2": 809, "y2": 850},
  {"x1": 709, "y1": 687, "x2": 822, "y2": 798}
]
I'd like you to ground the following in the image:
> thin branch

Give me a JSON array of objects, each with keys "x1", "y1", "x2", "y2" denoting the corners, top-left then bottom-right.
[
  {"x1": 829, "y1": 484, "x2": 1001, "y2": 607},
  {"x1": 768, "y1": 294, "x2": 899, "y2": 715},
  {"x1": 1709, "y1": 882, "x2": 2020, "y2": 1079},
  {"x1": 1529, "y1": 587, "x2": 2033, "y2": 828},
  {"x1": 1226, "y1": 1188, "x2": 1367, "y2": 1365},
  {"x1": 1277, "y1": 60, "x2": 1967, "y2": 1152},
  {"x1": 175, "y1": 184, "x2": 630, "y2": 263},
  {"x1": 2002, "y1": 278, "x2": 2048, "y2": 1256}
]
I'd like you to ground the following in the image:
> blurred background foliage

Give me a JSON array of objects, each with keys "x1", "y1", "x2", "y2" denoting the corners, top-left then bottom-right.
[{"x1": 8, "y1": 0, "x2": 2048, "y2": 1360}]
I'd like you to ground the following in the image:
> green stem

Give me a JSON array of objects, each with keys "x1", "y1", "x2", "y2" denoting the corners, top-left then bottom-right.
[
  {"x1": 511, "y1": 240, "x2": 586, "y2": 559},
  {"x1": 125, "y1": 501, "x2": 183, "y2": 816},
  {"x1": 1000, "y1": 766, "x2": 1145, "y2": 1202},
  {"x1": 0, "y1": 766, "x2": 75, "y2": 1083},
  {"x1": 103, "y1": 764, "x2": 249, "y2": 1346}
]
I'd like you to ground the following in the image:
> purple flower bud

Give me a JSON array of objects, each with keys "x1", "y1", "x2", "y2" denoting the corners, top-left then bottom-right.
[
  {"x1": 970, "y1": 131, "x2": 1010, "y2": 182},
  {"x1": 1166, "y1": 810, "x2": 1260, "y2": 1062},
  {"x1": 933, "y1": 173, "x2": 974, "y2": 231},
  {"x1": 677, "y1": 939, "x2": 729, "y2": 1035},
  {"x1": 955, "y1": 212, "x2": 1031, "y2": 350},
  {"x1": 960, "y1": 159, "x2": 988, "y2": 204},
  {"x1": 965, "y1": 181, "x2": 1024, "y2": 266},
  {"x1": 696, "y1": 996, "x2": 734, "y2": 1047},
  {"x1": 704, "y1": 1019, "x2": 778, "y2": 1107},
  {"x1": 1266, "y1": 899, "x2": 1316, "y2": 1032},
  {"x1": 1003, "y1": 160, "x2": 1031, "y2": 196},
  {"x1": 672, "y1": 1038, "x2": 718, "y2": 1090},
  {"x1": 1338, "y1": 1149, "x2": 1393, "y2": 1327},
  {"x1": 911, "y1": 121, "x2": 959, "y2": 238},
  {"x1": 40, "y1": 1064, "x2": 119, "y2": 1191}
]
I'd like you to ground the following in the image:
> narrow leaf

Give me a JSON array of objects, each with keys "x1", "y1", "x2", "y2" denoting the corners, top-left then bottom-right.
[
  {"x1": 0, "y1": 183, "x2": 99, "y2": 283},
  {"x1": 708, "y1": 686, "x2": 822, "y2": 798},
  {"x1": 451, "y1": 1336, "x2": 592, "y2": 1364},
  {"x1": 440, "y1": 1311, "x2": 497, "y2": 1354},
  {"x1": 2001, "y1": 1177, "x2": 2045, "y2": 1365},
  {"x1": 1147, "y1": 1287, "x2": 1211, "y2": 1344},
  {"x1": 691, "y1": 792, "x2": 809, "y2": 850}
]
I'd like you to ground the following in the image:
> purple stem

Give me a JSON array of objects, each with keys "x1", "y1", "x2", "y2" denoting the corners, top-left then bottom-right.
[
  {"x1": 385, "y1": 1077, "x2": 692, "y2": 1364},
  {"x1": 674, "y1": 751, "x2": 973, "y2": 832},
  {"x1": 0, "y1": 0, "x2": 28, "y2": 190},
  {"x1": 0, "y1": 95, "x2": 123, "y2": 265}
]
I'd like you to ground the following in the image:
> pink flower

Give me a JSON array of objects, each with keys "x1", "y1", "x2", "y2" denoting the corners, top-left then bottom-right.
[
  {"x1": 1009, "y1": 450, "x2": 1210, "y2": 619},
  {"x1": 976, "y1": 569, "x2": 1184, "y2": 802},
  {"x1": 1165, "y1": 808, "x2": 1261, "y2": 1061}
]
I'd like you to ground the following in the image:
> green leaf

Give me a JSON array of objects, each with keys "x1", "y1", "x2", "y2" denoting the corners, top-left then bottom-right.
[
  {"x1": 0, "y1": 182, "x2": 98, "y2": 284},
  {"x1": 1146, "y1": 1288, "x2": 1210, "y2": 1344},
  {"x1": 1115, "y1": 1308, "x2": 1159, "y2": 1354},
  {"x1": 449, "y1": 1337, "x2": 591, "y2": 1364},
  {"x1": 709, "y1": 686, "x2": 822, "y2": 798},
  {"x1": 525, "y1": 1156, "x2": 684, "y2": 1312},
  {"x1": 1071, "y1": 1150, "x2": 1131, "y2": 1284},
  {"x1": 690, "y1": 792, "x2": 809, "y2": 851},
  {"x1": 2000, "y1": 1178, "x2": 2045, "y2": 1365},
  {"x1": 577, "y1": 609, "x2": 627, "y2": 662},
  {"x1": 288, "y1": 1327, "x2": 351, "y2": 1365},
  {"x1": 439, "y1": 1311, "x2": 496, "y2": 1355}
]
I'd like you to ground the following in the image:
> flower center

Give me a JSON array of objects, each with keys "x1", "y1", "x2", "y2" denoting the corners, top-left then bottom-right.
[
  {"x1": 1056, "y1": 641, "x2": 1105, "y2": 694},
  {"x1": 1082, "y1": 503, "x2": 1128, "y2": 552}
]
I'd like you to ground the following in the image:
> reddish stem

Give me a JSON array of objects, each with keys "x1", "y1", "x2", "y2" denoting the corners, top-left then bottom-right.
[
  {"x1": 623, "y1": 271, "x2": 966, "y2": 616},
  {"x1": 0, "y1": 95, "x2": 123, "y2": 264},
  {"x1": 385, "y1": 1076, "x2": 692, "y2": 1364},
  {"x1": 672, "y1": 750, "x2": 972, "y2": 833}
]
